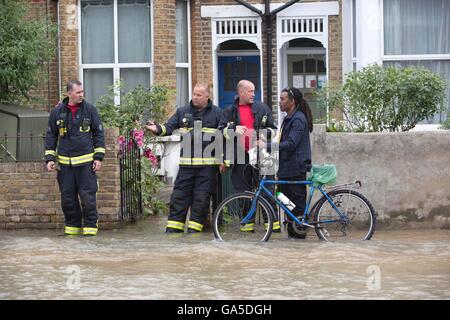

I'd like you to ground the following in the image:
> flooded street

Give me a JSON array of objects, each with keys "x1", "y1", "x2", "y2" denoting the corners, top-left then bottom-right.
[{"x1": 1, "y1": 215, "x2": 449, "y2": 300}]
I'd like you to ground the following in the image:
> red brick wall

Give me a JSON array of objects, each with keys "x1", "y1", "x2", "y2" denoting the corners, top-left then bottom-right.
[
  {"x1": 58, "y1": 0, "x2": 79, "y2": 93},
  {"x1": 153, "y1": 0, "x2": 177, "y2": 114}
]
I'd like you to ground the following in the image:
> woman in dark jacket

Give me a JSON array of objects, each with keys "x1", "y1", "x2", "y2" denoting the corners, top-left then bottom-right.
[{"x1": 276, "y1": 87, "x2": 313, "y2": 238}]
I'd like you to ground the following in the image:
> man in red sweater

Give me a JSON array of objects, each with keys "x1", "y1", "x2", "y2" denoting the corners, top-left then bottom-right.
[{"x1": 221, "y1": 80, "x2": 280, "y2": 232}]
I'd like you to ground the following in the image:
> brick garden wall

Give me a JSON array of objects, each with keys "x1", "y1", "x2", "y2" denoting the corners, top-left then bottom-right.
[{"x1": 0, "y1": 128, "x2": 122, "y2": 230}]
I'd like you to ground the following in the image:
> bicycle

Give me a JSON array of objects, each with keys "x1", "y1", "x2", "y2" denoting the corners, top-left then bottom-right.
[{"x1": 212, "y1": 165, "x2": 376, "y2": 242}]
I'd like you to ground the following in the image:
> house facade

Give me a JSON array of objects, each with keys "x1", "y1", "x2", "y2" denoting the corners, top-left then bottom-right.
[{"x1": 30, "y1": 0, "x2": 449, "y2": 127}]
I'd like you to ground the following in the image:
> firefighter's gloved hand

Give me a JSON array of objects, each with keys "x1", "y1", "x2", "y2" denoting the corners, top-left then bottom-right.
[
  {"x1": 93, "y1": 160, "x2": 102, "y2": 172},
  {"x1": 47, "y1": 161, "x2": 56, "y2": 172},
  {"x1": 259, "y1": 133, "x2": 267, "y2": 143},
  {"x1": 256, "y1": 139, "x2": 266, "y2": 149},
  {"x1": 146, "y1": 121, "x2": 158, "y2": 134},
  {"x1": 219, "y1": 164, "x2": 227, "y2": 174},
  {"x1": 235, "y1": 125, "x2": 247, "y2": 135}
]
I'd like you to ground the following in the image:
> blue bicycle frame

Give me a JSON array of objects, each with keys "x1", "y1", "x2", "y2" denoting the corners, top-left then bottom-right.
[{"x1": 241, "y1": 176, "x2": 349, "y2": 228}]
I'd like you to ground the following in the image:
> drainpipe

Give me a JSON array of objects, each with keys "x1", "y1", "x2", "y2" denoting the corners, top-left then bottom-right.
[
  {"x1": 271, "y1": 0, "x2": 300, "y2": 16},
  {"x1": 264, "y1": 0, "x2": 299, "y2": 109},
  {"x1": 264, "y1": 0, "x2": 272, "y2": 108},
  {"x1": 46, "y1": 0, "x2": 51, "y2": 111},
  {"x1": 57, "y1": 0, "x2": 61, "y2": 106},
  {"x1": 233, "y1": 0, "x2": 263, "y2": 16}
]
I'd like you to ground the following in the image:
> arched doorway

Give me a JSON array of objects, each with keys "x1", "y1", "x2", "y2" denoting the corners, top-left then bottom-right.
[
  {"x1": 281, "y1": 38, "x2": 327, "y2": 121},
  {"x1": 217, "y1": 39, "x2": 262, "y2": 109}
]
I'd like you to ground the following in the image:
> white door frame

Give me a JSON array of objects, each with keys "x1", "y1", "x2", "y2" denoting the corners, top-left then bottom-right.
[{"x1": 275, "y1": 2, "x2": 339, "y2": 125}]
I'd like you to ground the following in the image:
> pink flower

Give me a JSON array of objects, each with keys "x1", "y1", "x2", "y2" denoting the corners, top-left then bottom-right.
[
  {"x1": 118, "y1": 135, "x2": 128, "y2": 152},
  {"x1": 127, "y1": 138, "x2": 134, "y2": 150},
  {"x1": 132, "y1": 129, "x2": 144, "y2": 148},
  {"x1": 117, "y1": 135, "x2": 126, "y2": 146},
  {"x1": 144, "y1": 148, "x2": 159, "y2": 168}
]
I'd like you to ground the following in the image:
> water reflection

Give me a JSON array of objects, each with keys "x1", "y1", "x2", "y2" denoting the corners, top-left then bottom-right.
[{"x1": 1, "y1": 215, "x2": 449, "y2": 299}]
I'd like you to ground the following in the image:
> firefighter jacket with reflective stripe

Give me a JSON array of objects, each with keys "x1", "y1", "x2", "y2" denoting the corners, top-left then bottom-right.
[
  {"x1": 155, "y1": 100, "x2": 224, "y2": 166},
  {"x1": 45, "y1": 97, "x2": 105, "y2": 166}
]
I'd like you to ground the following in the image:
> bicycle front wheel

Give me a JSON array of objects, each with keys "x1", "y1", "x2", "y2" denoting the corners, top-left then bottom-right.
[
  {"x1": 313, "y1": 189, "x2": 376, "y2": 241},
  {"x1": 213, "y1": 192, "x2": 273, "y2": 242}
]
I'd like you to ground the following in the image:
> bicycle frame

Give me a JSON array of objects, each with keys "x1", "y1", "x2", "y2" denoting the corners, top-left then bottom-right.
[{"x1": 242, "y1": 176, "x2": 348, "y2": 228}]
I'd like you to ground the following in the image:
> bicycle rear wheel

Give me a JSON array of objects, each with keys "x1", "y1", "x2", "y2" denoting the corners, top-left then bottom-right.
[
  {"x1": 313, "y1": 189, "x2": 376, "y2": 241},
  {"x1": 213, "y1": 192, "x2": 273, "y2": 242}
]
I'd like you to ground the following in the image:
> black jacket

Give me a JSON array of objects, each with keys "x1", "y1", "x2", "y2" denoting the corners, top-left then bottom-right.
[
  {"x1": 276, "y1": 109, "x2": 311, "y2": 178},
  {"x1": 45, "y1": 97, "x2": 105, "y2": 166},
  {"x1": 155, "y1": 99, "x2": 224, "y2": 166}
]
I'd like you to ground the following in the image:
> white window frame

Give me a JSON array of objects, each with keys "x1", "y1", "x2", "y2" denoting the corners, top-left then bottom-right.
[
  {"x1": 380, "y1": 0, "x2": 450, "y2": 63},
  {"x1": 78, "y1": 0, "x2": 154, "y2": 105},
  {"x1": 380, "y1": 0, "x2": 450, "y2": 128},
  {"x1": 176, "y1": 0, "x2": 192, "y2": 107}
]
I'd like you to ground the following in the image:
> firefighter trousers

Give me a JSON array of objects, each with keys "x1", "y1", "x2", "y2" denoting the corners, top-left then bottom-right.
[
  {"x1": 166, "y1": 166, "x2": 217, "y2": 232},
  {"x1": 57, "y1": 164, "x2": 98, "y2": 235}
]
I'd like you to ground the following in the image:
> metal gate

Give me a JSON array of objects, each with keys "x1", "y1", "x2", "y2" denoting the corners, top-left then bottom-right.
[{"x1": 119, "y1": 132, "x2": 142, "y2": 222}]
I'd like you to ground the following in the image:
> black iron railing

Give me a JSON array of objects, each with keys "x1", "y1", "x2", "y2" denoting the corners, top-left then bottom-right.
[{"x1": 119, "y1": 132, "x2": 143, "y2": 222}]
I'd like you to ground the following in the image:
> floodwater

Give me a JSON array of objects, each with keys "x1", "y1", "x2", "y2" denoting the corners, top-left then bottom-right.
[{"x1": 1, "y1": 215, "x2": 449, "y2": 300}]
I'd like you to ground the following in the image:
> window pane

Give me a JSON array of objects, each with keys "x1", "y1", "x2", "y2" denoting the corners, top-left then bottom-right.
[
  {"x1": 118, "y1": 0, "x2": 152, "y2": 63},
  {"x1": 120, "y1": 68, "x2": 151, "y2": 93},
  {"x1": 305, "y1": 59, "x2": 316, "y2": 73},
  {"x1": 176, "y1": 68, "x2": 189, "y2": 107},
  {"x1": 81, "y1": 0, "x2": 114, "y2": 63},
  {"x1": 293, "y1": 61, "x2": 304, "y2": 74},
  {"x1": 176, "y1": 0, "x2": 188, "y2": 63},
  {"x1": 83, "y1": 69, "x2": 113, "y2": 105},
  {"x1": 317, "y1": 59, "x2": 326, "y2": 73},
  {"x1": 384, "y1": 0, "x2": 450, "y2": 55},
  {"x1": 384, "y1": 60, "x2": 450, "y2": 124}
]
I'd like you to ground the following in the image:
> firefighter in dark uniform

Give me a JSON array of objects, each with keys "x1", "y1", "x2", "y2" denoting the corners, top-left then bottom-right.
[
  {"x1": 220, "y1": 79, "x2": 281, "y2": 232},
  {"x1": 45, "y1": 80, "x2": 105, "y2": 237},
  {"x1": 146, "y1": 83, "x2": 224, "y2": 233}
]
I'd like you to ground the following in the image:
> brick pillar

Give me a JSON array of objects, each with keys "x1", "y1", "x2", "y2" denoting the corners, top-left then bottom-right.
[
  {"x1": 191, "y1": 0, "x2": 214, "y2": 96},
  {"x1": 96, "y1": 127, "x2": 123, "y2": 229},
  {"x1": 328, "y1": 1, "x2": 343, "y2": 120},
  {"x1": 59, "y1": 0, "x2": 79, "y2": 92},
  {"x1": 153, "y1": 0, "x2": 177, "y2": 114}
]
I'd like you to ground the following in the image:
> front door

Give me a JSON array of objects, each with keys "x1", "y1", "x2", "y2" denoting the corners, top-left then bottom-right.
[{"x1": 218, "y1": 55, "x2": 261, "y2": 109}]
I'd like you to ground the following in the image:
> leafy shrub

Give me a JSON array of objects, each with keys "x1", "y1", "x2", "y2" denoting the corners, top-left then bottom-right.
[
  {"x1": 318, "y1": 64, "x2": 447, "y2": 132},
  {"x1": 0, "y1": 0, "x2": 56, "y2": 103}
]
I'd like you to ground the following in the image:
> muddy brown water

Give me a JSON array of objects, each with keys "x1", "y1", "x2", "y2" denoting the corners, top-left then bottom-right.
[{"x1": 1, "y1": 215, "x2": 449, "y2": 300}]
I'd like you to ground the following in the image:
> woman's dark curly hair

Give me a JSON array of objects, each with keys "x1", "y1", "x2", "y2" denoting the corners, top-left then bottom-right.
[{"x1": 281, "y1": 87, "x2": 313, "y2": 132}]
